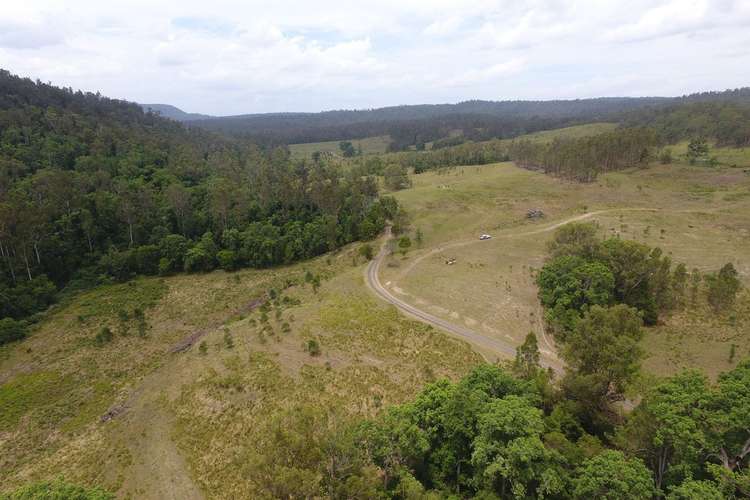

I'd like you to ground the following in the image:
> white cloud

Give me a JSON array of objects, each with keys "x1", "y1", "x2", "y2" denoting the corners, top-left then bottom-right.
[
  {"x1": 0, "y1": 0, "x2": 748, "y2": 114},
  {"x1": 0, "y1": 19, "x2": 65, "y2": 49},
  {"x1": 445, "y1": 58, "x2": 526, "y2": 87}
]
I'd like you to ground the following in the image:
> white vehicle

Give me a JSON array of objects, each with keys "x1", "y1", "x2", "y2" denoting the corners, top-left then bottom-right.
[{"x1": 479, "y1": 234, "x2": 492, "y2": 240}]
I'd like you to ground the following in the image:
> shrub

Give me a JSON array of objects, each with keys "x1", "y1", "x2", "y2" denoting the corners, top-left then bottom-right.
[
  {"x1": 216, "y1": 250, "x2": 238, "y2": 271},
  {"x1": 0, "y1": 478, "x2": 114, "y2": 499},
  {"x1": 223, "y1": 330, "x2": 234, "y2": 349},
  {"x1": 133, "y1": 244, "x2": 160, "y2": 275},
  {"x1": 305, "y1": 338, "x2": 321, "y2": 356},
  {"x1": 94, "y1": 327, "x2": 113, "y2": 346},
  {"x1": 707, "y1": 263, "x2": 741, "y2": 312},
  {"x1": 359, "y1": 244, "x2": 374, "y2": 261},
  {"x1": 0, "y1": 275, "x2": 56, "y2": 319},
  {"x1": 0, "y1": 318, "x2": 27, "y2": 345},
  {"x1": 184, "y1": 246, "x2": 213, "y2": 272}
]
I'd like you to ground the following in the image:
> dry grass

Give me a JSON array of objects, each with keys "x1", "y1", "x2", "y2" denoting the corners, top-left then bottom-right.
[
  {"x1": 0, "y1": 242, "x2": 481, "y2": 498},
  {"x1": 383, "y1": 160, "x2": 750, "y2": 374},
  {"x1": 289, "y1": 135, "x2": 391, "y2": 159}
]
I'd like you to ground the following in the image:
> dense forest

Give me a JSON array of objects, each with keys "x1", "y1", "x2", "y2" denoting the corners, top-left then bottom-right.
[{"x1": 0, "y1": 70, "x2": 395, "y2": 344}]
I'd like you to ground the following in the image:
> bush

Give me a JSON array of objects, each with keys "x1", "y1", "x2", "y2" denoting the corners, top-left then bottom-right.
[
  {"x1": 359, "y1": 244, "x2": 374, "y2": 261},
  {"x1": 184, "y1": 233, "x2": 218, "y2": 272},
  {"x1": 707, "y1": 263, "x2": 741, "y2": 312},
  {"x1": 216, "y1": 250, "x2": 238, "y2": 271},
  {"x1": 0, "y1": 318, "x2": 27, "y2": 345},
  {"x1": 158, "y1": 234, "x2": 189, "y2": 272},
  {"x1": 184, "y1": 246, "x2": 213, "y2": 272},
  {"x1": 133, "y1": 245, "x2": 160, "y2": 275},
  {"x1": 0, "y1": 478, "x2": 114, "y2": 499},
  {"x1": 305, "y1": 338, "x2": 321, "y2": 356},
  {"x1": 94, "y1": 327, "x2": 113, "y2": 346},
  {"x1": 0, "y1": 275, "x2": 56, "y2": 319}
]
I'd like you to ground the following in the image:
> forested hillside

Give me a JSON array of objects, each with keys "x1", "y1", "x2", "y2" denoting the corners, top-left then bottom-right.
[
  {"x1": 185, "y1": 88, "x2": 750, "y2": 150},
  {"x1": 346, "y1": 97, "x2": 750, "y2": 183},
  {"x1": 139, "y1": 103, "x2": 213, "y2": 122},
  {"x1": 186, "y1": 97, "x2": 663, "y2": 148},
  {"x1": 0, "y1": 70, "x2": 393, "y2": 344}
]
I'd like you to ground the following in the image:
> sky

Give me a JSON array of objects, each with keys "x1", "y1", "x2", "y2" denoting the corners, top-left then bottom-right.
[{"x1": 1, "y1": 0, "x2": 749, "y2": 115}]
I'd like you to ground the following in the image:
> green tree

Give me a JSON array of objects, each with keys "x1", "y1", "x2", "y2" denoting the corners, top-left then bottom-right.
[
  {"x1": 617, "y1": 370, "x2": 712, "y2": 490},
  {"x1": 339, "y1": 141, "x2": 356, "y2": 157},
  {"x1": 537, "y1": 256, "x2": 615, "y2": 335},
  {"x1": 706, "y1": 263, "x2": 741, "y2": 312},
  {"x1": 0, "y1": 318, "x2": 26, "y2": 345},
  {"x1": 666, "y1": 479, "x2": 723, "y2": 500},
  {"x1": 216, "y1": 249, "x2": 238, "y2": 271},
  {"x1": 547, "y1": 222, "x2": 599, "y2": 259},
  {"x1": 414, "y1": 227, "x2": 424, "y2": 247},
  {"x1": 687, "y1": 138, "x2": 709, "y2": 164},
  {"x1": 398, "y1": 236, "x2": 412, "y2": 256},
  {"x1": 706, "y1": 359, "x2": 750, "y2": 474},
  {"x1": 384, "y1": 164, "x2": 411, "y2": 191},
  {"x1": 562, "y1": 305, "x2": 643, "y2": 425},
  {"x1": 513, "y1": 332, "x2": 541, "y2": 379},
  {"x1": 471, "y1": 395, "x2": 565, "y2": 498},
  {"x1": 572, "y1": 450, "x2": 654, "y2": 499}
]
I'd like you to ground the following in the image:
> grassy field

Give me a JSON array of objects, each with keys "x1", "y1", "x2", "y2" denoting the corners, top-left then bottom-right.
[
  {"x1": 2, "y1": 123, "x2": 749, "y2": 497},
  {"x1": 381, "y1": 155, "x2": 750, "y2": 379},
  {"x1": 289, "y1": 135, "x2": 391, "y2": 159},
  {"x1": 0, "y1": 241, "x2": 480, "y2": 498},
  {"x1": 509, "y1": 122, "x2": 618, "y2": 143},
  {"x1": 668, "y1": 140, "x2": 750, "y2": 167},
  {"x1": 289, "y1": 123, "x2": 617, "y2": 161}
]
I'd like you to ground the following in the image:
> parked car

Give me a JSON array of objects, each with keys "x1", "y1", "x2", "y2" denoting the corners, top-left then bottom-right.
[{"x1": 479, "y1": 234, "x2": 492, "y2": 240}]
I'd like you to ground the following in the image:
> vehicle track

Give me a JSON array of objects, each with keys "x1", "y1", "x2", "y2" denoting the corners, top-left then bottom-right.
[{"x1": 365, "y1": 209, "x2": 660, "y2": 373}]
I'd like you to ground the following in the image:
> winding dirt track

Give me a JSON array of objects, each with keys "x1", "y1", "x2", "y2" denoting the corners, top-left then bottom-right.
[{"x1": 365, "y1": 209, "x2": 659, "y2": 372}]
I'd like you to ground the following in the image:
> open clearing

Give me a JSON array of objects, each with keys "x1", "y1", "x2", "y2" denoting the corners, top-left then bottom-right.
[
  {"x1": 289, "y1": 135, "x2": 391, "y2": 159},
  {"x1": 0, "y1": 242, "x2": 479, "y2": 498},
  {"x1": 379, "y1": 157, "x2": 750, "y2": 379}
]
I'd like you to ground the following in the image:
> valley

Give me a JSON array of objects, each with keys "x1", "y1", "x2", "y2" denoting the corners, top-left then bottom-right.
[{"x1": 1, "y1": 66, "x2": 750, "y2": 498}]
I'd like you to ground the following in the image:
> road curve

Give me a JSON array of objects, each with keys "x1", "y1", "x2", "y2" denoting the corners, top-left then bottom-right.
[
  {"x1": 365, "y1": 226, "x2": 567, "y2": 371},
  {"x1": 364, "y1": 209, "x2": 660, "y2": 372}
]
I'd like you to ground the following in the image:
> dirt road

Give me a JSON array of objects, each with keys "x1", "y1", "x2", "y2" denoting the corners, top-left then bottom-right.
[{"x1": 364, "y1": 210, "x2": 658, "y2": 372}]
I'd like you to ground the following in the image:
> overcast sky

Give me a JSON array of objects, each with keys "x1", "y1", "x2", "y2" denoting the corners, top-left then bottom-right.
[{"x1": 1, "y1": 0, "x2": 749, "y2": 115}]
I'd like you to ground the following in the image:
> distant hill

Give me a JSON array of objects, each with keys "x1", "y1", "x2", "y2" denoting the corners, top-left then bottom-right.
[
  {"x1": 140, "y1": 103, "x2": 213, "y2": 121},
  {"x1": 184, "y1": 89, "x2": 750, "y2": 149}
]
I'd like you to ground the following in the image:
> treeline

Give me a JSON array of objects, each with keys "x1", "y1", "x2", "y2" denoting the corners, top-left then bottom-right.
[
  {"x1": 385, "y1": 114, "x2": 581, "y2": 152},
  {"x1": 509, "y1": 127, "x2": 658, "y2": 182},
  {"x1": 623, "y1": 101, "x2": 750, "y2": 147},
  {"x1": 351, "y1": 127, "x2": 657, "y2": 182},
  {"x1": 234, "y1": 357, "x2": 750, "y2": 498},
  {"x1": 186, "y1": 88, "x2": 750, "y2": 150},
  {"x1": 0, "y1": 70, "x2": 395, "y2": 344},
  {"x1": 186, "y1": 96, "x2": 670, "y2": 146},
  {"x1": 349, "y1": 139, "x2": 510, "y2": 176}
]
